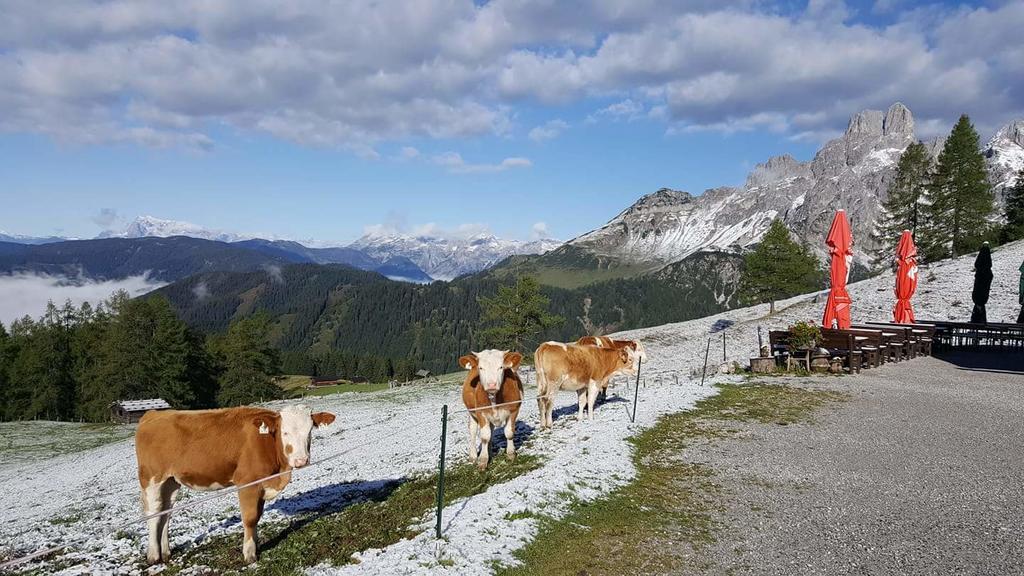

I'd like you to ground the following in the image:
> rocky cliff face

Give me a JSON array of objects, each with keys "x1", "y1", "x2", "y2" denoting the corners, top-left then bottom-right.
[
  {"x1": 985, "y1": 120, "x2": 1024, "y2": 199},
  {"x1": 569, "y1": 103, "x2": 1023, "y2": 271}
]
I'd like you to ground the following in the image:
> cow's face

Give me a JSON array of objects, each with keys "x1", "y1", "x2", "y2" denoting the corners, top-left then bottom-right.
[
  {"x1": 278, "y1": 405, "x2": 336, "y2": 469},
  {"x1": 618, "y1": 348, "x2": 638, "y2": 374},
  {"x1": 460, "y1": 350, "x2": 522, "y2": 394},
  {"x1": 630, "y1": 340, "x2": 647, "y2": 366}
]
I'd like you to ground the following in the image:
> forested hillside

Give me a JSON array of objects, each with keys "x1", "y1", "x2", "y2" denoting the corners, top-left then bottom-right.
[
  {"x1": 0, "y1": 236, "x2": 291, "y2": 282},
  {"x1": 155, "y1": 260, "x2": 735, "y2": 375}
]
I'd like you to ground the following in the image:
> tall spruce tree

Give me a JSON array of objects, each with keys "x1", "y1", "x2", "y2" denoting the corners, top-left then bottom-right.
[
  {"x1": 1001, "y1": 168, "x2": 1024, "y2": 243},
  {"x1": 478, "y1": 276, "x2": 563, "y2": 352},
  {"x1": 920, "y1": 115, "x2": 995, "y2": 261},
  {"x1": 211, "y1": 313, "x2": 283, "y2": 407},
  {"x1": 871, "y1": 142, "x2": 932, "y2": 269},
  {"x1": 739, "y1": 219, "x2": 823, "y2": 314}
]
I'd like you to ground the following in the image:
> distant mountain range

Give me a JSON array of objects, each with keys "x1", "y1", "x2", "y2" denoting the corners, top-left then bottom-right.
[
  {"x1": 494, "y1": 103, "x2": 1024, "y2": 298},
  {"x1": 0, "y1": 215, "x2": 562, "y2": 283}
]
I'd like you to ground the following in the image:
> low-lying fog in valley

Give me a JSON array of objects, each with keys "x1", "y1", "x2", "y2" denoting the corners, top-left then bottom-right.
[{"x1": 0, "y1": 273, "x2": 165, "y2": 325}]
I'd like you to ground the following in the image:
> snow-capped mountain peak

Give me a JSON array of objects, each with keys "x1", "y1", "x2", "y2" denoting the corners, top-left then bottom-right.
[
  {"x1": 100, "y1": 216, "x2": 249, "y2": 243},
  {"x1": 985, "y1": 119, "x2": 1024, "y2": 192},
  {"x1": 351, "y1": 231, "x2": 561, "y2": 280}
]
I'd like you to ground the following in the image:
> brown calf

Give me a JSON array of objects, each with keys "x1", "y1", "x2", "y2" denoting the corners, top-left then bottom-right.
[
  {"x1": 534, "y1": 342, "x2": 635, "y2": 428},
  {"x1": 459, "y1": 350, "x2": 524, "y2": 470},
  {"x1": 135, "y1": 405, "x2": 335, "y2": 564},
  {"x1": 575, "y1": 336, "x2": 646, "y2": 398}
]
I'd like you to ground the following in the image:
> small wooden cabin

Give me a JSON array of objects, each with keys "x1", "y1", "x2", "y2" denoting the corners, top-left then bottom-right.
[{"x1": 110, "y1": 399, "x2": 171, "y2": 424}]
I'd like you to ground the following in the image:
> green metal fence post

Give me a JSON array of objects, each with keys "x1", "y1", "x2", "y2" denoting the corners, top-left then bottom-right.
[
  {"x1": 435, "y1": 404, "x2": 448, "y2": 539},
  {"x1": 701, "y1": 337, "x2": 711, "y2": 386},
  {"x1": 631, "y1": 357, "x2": 642, "y2": 423}
]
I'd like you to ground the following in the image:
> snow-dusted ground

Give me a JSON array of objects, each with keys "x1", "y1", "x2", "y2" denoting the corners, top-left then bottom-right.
[
  {"x1": 0, "y1": 370, "x2": 714, "y2": 575},
  {"x1": 1, "y1": 240, "x2": 1021, "y2": 575}
]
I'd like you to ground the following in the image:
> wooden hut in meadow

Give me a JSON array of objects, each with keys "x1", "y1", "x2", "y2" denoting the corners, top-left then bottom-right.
[{"x1": 110, "y1": 399, "x2": 171, "y2": 424}]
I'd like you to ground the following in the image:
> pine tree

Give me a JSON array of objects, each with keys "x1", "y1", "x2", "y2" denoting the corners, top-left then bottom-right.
[
  {"x1": 1001, "y1": 168, "x2": 1024, "y2": 243},
  {"x1": 871, "y1": 142, "x2": 932, "y2": 268},
  {"x1": 478, "y1": 276, "x2": 564, "y2": 352},
  {"x1": 211, "y1": 313, "x2": 283, "y2": 406},
  {"x1": 920, "y1": 115, "x2": 995, "y2": 261},
  {"x1": 739, "y1": 219, "x2": 823, "y2": 314}
]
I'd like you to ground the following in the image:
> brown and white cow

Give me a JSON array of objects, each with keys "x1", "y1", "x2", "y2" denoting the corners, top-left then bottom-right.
[
  {"x1": 135, "y1": 404, "x2": 336, "y2": 565},
  {"x1": 576, "y1": 335, "x2": 647, "y2": 400},
  {"x1": 534, "y1": 342, "x2": 635, "y2": 428},
  {"x1": 459, "y1": 350, "x2": 523, "y2": 470}
]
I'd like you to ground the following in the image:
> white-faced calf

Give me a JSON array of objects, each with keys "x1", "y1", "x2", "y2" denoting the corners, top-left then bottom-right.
[
  {"x1": 460, "y1": 350, "x2": 523, "y2": 470},
  {"x1": 134, "y1": 404, "x2": 336, "y2": 564}
]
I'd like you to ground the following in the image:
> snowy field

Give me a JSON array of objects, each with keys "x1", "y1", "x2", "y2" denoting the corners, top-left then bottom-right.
[{"x1": 1, "y1": 240, "x2": 1021, "y2": 575}]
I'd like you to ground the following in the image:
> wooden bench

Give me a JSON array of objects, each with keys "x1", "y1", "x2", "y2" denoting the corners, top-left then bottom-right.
[
  {"x1": 768, "y1": 330, "x2": 810, "y2": 371},
  {"x1": 818, "y1": 329, "x2": 864, "y2": 373},
  {"x1": 852, "y1": 324, "x2": 910, "y2": 362},
  {"x1": 867, "y1": 322, "x2": 935, "y2": 356}
]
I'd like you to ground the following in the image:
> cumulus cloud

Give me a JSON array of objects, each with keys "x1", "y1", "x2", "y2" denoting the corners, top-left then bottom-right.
[
  {"x1": 531, "y1": 221, "x2": 551, "y2": 240},
  {"x1": 431, "y1": 152, "x2": 532, "y2": 174},
  {"x1": 528, "y1": 119, "x2": 569, "y2": 142},
  {"x1": 362, "y1": 217, "x2": 495, "y2": 241},
  {"x1": 0, "y1": 273, "x2": 165, "y2": 326},
  {"x1": 0, "y1": 0, "x2": 1021, "y2": 149},
  {"x1": 91, "y1": 207, "x2": 119, "y2": 227}
]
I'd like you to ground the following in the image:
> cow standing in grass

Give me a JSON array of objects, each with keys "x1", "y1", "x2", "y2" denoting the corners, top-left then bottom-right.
[
  {"x1": 460, "y1": 350, "x2": 524, "y2": 470},
  {"x1": 135, "y1": 405, "x2": 336, "y2": 565},
  {"x1": 534, "y1": 342, "x2": 636, "y2": 428},
  {"x1": 576, "y1": 336, "x2": 646, "y2": 401}
]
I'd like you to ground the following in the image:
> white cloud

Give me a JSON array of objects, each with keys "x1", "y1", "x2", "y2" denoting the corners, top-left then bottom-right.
[
  {"x1": 399, "y1": 146, "x2": 420, "y2": 159},
  {"x1": 0, "y1": 273, "x2": 165, "y2": 326},
  {"x1": 91, "y1": 208, "x2": 119, "y2": 227},
  {"x1": 431, "y1": 152, "x2": 532, "y2": 174},
  {"x1": 531, "y1": 221, "x2": 551, "y2": 240},
  {"x1": 528, "y1": 119, "x2": 569, "y2": 142},
  {"x1": 0, "y1": 0, "x2": 1021, "y2": 149},
  {"x1": 586, "y1": 99, "x2": 646, "y2": 123}
]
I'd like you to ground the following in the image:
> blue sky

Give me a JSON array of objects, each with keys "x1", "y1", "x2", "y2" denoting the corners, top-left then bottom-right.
[{"x1": 0, "y1": 0, "x2": 1021, "y2": 244}]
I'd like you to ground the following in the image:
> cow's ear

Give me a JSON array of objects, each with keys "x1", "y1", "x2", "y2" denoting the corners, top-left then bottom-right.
[
  {"x1": 253, "y1": 416, "x2": 277, "y2": 435},
  {"x1": 503, "y1": 351, "x2": 523, "y2": 369},
  {"x1": 312, "y1": 412, "x2": 336, "y2": 428},
  {"x1": 459, "y1": 354, "x2": 477, "y2": 371}
]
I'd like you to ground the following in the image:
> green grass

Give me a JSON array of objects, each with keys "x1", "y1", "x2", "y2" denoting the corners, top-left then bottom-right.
[
  {"x1": 276, "y1": 374, "x2": 390, "y2": 398},
  {"x1": 0, "y1": 421, "x2": 135, "y2": 466},
  {"x1": 160, "y1": 454, "x2": 543, "y2": 575},
  {"x1": 295, "y1": 382, "x2": 390, "y2": 397},
  {"x1": 499, "y1": 383, "x2": 847, "y2": 576}
]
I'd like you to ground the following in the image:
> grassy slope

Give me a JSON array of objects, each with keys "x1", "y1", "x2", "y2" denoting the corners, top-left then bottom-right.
[
  {"x1": 164, "y1": 457, "x2": 543, "y2": 575},
  {"x1": 500, "y1": 382, "x2": 847, "y2": 576},
  {"x1": 0, "y1": 421, "x2": 134, "y2": 467}
]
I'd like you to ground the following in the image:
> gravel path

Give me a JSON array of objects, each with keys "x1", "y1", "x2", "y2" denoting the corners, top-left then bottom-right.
[{"x1": 691, "y1": 354, "x2": 1024, "y2": 575}]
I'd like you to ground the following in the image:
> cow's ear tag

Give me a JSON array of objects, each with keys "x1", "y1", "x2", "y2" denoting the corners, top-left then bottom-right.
[
  {"x1": 464, "y1": 363, "x2": 472, "y2": 370},
  {"x1": 259, "y1": 422, "x2": 270, "y2": 435}
]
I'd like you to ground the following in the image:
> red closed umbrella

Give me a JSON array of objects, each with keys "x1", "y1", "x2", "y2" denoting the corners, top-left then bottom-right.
[
  {"x1": 823, "y1": 210, "x2": 853, "y2": 329},
  {"x1": 893, "y1": 230, "x2": 918, "y2": 323}
]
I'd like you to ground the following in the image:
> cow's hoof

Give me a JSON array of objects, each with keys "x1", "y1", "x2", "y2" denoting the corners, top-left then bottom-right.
[
  {"x1": 506, "y1": 451, "x2": 516, "y2": 461},
  {"x1": 477, "y1": 461, "x2": 488, "y2": 471},
  {"x1": 146, "y1": 554, "x2": 161, "y2": 566}
]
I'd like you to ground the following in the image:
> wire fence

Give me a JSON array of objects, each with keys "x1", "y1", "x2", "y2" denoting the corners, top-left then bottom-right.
[{"x1": 0, "y1": 354, "x2": 720, "y2": 572}]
